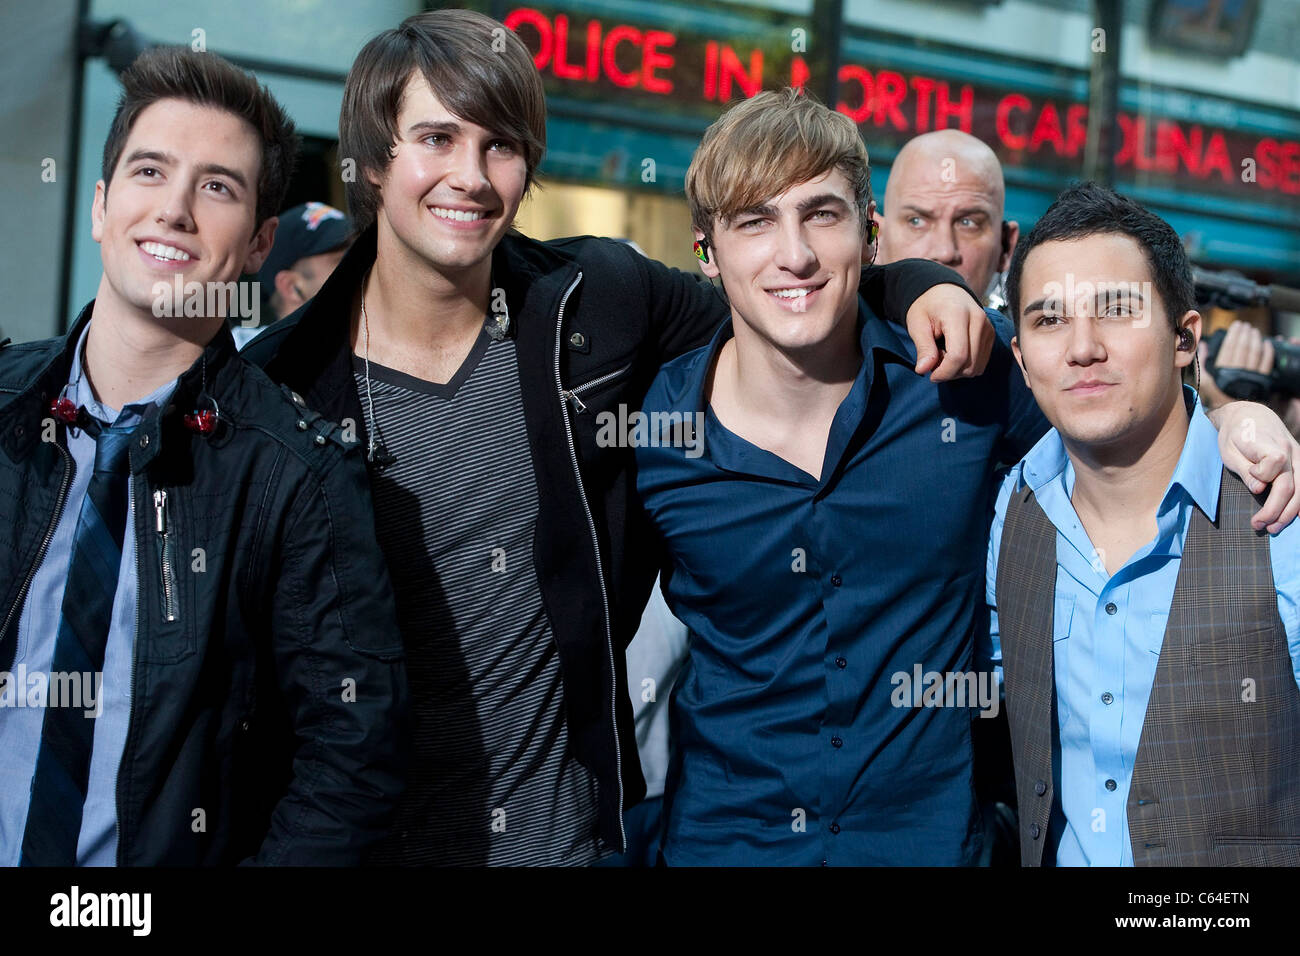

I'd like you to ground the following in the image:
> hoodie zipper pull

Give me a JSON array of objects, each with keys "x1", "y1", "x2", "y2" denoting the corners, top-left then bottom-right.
[
  {"x1": 562, "y1": 389, "x2": 588, "y2": 415},
  {"x1": 153, "y1": 489, "x2": 178, "y2": 622},
  {"x1": 153, "y1": 489, "x2": 167, "y2": 533}
]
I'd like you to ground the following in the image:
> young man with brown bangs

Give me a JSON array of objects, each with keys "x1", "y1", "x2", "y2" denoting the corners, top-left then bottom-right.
[
  {"x1": 633, "y1": 91, "x2": 1300, "y2": 866},
  {"x1": 0, "y1": 47, "x2": 406, "y2": 866},
  {"x1": 242, "y1": 7, "x2": 1019, "y2": 866}
]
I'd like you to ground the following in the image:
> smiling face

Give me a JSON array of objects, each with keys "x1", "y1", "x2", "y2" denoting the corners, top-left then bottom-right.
[
  {"x1": 367, "y1": 71, "x2": 527, "y2": 279},
  {"x1": 91, "y1": 98, "x2": 275, "y2": 321},
  {"x1": 699, "y1": 167, "x2": 867, "y2": 357},
  {"x1": 1012, "y1": 233, "x2": 1198, "y2": 452}
]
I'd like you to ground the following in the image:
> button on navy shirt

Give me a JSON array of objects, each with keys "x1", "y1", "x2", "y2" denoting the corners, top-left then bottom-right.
[{"x1": 635, "y1": 304, "x2": 1046, "y2": 865}]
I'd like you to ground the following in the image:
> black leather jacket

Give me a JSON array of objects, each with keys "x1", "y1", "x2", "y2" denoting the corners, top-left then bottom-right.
[
  {"x1": 243, "y1": 226, "x2": 968, "y2": 852},
  {"x1": 0, "y1": 304, "x2": 408, "y2": 865}
]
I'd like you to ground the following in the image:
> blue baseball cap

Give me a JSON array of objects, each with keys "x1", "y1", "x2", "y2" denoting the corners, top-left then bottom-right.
[{"x1": 257, "y1": 202, "x2": 353, "y2": 286}]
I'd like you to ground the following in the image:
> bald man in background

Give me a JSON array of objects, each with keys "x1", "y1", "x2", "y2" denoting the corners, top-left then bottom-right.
[{"x1": 874, "y1": 130, "x2": 1019, "y2": 308}]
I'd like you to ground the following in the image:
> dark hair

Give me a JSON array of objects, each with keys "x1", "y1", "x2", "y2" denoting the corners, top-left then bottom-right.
[
  {"x1": 339, "y1": 9, "x2": 547, "y2": 231},
  {"x1": 1006, "y1": 181, "x2": 1193, "y2": 332},
  {"x1": 102, "y1": 46, "x2": 299, "y2": 229}
]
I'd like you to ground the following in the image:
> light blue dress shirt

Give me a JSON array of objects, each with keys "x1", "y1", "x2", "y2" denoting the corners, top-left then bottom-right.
[
  {"x1": 0, "y1": 322, "x2": 177, "y2": 866},
  {"x1": 984, "y1": 387, "x2": 1300, "y2": 866}
]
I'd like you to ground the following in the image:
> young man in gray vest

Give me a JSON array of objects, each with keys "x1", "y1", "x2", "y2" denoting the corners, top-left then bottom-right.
[{"x1": 987, "y1": 181, "x2": 1300, "y2": 866}]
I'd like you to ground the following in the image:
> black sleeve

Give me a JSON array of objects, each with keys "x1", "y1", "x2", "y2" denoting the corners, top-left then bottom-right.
[
  {"x1": 633, "y1": 252, "x2": 732, "y2": 367},
  {"x1": 859, "y1": 258, "x2": 981, "y2": 323},
  {"x1": 254, "y1": 449, "x2": 409, "y2": 865}
]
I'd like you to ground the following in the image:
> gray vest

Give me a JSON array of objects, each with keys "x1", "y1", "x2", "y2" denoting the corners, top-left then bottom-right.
[{"x1": 996, "y1": 468, "x2": 1300, "y2": 866}]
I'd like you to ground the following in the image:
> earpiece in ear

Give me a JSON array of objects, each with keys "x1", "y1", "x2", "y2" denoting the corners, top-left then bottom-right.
[
  {"x1": 1178, "y1": 328, "x2": 1194, "y2": 351},
  {"x1": 693, "y1": 238, "x2": 710, "y2": 264}
]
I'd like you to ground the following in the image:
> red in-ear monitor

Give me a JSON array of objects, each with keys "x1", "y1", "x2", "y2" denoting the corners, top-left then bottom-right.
[
  {"x1": 183, "y1": 393, "x2": 219, "y2": 436},
  {"x1": 49, "y1": 388, "x2": 78, "y2": 425}
]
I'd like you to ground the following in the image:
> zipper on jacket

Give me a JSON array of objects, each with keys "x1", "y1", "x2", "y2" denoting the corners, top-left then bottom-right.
[
  {"x1": 561, "y1": 362, "x2": 632, "y2": 415},
  {"x1": 0, "y1": 442, "x2": 73, "y2": 654},
  {"x1": 153, "y1": 489, "x2": 178, "y2": 622},
  {"x1": 553, "y1": 271, "x2": 627, "y2": 853}
]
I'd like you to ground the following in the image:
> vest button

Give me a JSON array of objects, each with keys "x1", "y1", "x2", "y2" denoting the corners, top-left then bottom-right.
[
  {"x1": 829, "y1": 823, "x2": 841, "y2": 835},
  {"x1": 1105, "y1": 602, "x2": 1117, "y2": 615},
  {"x1": 1029, "y1": 824, "x2": 1041, "y2": 840},
  {"x1": 831, "y1": 735, "x2": 843, "y2": 748},
  {"x1": 835, "y1": 656, "x2": 847, "y2": 669},
  {"x1": 1035, "y1": 780, "x2": 1047, "y2": 796},
  {"x1": 1105, "y1": 778, "x2": 1117, "y2": 791},
  {"x1": 831, "y1": 574, "x2": 843, "y2": 587}
]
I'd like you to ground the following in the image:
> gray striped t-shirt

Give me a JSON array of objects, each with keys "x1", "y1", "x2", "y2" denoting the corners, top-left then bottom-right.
[{"x1": 357, "y1": 326, "x2": 604, "y2": 866}]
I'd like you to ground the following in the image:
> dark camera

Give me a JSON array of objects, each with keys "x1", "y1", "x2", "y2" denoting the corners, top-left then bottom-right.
[{"x1": 1205, "y1": 328, "x2": 1300, "y2": 401}]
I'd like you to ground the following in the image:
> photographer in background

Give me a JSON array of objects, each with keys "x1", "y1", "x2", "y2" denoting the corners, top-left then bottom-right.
[{"x1": 1198, "y1": 319, "x2": 1300, "y2": 438}]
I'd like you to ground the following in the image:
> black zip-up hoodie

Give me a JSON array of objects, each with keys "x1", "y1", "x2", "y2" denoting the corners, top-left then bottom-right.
[{"x1": 0, "y1": 306, "x2": 408, "y2": 864}]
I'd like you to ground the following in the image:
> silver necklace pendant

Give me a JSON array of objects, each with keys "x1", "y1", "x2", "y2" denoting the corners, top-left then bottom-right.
[
  {"x1": 367, "y1": 436, "x2": 397, "y2": 469},
  {"x1": 360, "y1": 267, "x2": 397, "y2": 472}
]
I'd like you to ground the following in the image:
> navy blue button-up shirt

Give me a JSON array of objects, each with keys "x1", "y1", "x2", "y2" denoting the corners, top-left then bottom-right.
[{"x1": 635, "y1": 304, "x2": 1046, "y2": 865}]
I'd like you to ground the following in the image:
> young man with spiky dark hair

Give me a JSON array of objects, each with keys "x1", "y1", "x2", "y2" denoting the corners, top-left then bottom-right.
[
  {"x1": 988, "y1": 182, "x2": 1300, "y2": 866},
  {"x1": 0, "y1": 47, "x2": 407, "y2": 866},
  {"x1": 242, "y1": 8, "x2": 1015, "y2": 865}
]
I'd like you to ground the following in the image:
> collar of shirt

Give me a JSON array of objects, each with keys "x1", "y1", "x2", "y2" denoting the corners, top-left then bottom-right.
[
  {"x1": 68, "y1": 320, "x2": 181, "y2": 433},
  {"x1": 685, "y1": 300, "x2": 914, "y2": 482},
  {"x1": 1013, "y1": 384, "x2": 1220, "y2": 571}
]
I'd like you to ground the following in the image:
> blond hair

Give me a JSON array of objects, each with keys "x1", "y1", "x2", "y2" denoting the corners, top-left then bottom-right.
[{"x1": 686, "y1": 88, "x2": 871, "y2": 240}]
